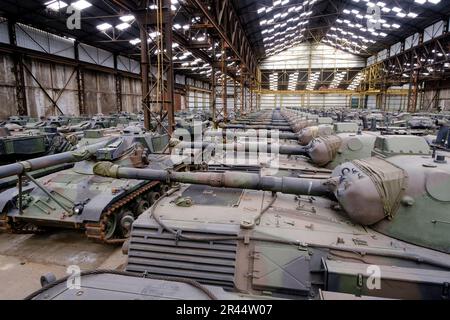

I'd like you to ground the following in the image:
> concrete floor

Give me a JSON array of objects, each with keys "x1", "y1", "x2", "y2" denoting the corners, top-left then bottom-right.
[{"x1": 0, "y1": 230, "x2": 126, "y2": 300}]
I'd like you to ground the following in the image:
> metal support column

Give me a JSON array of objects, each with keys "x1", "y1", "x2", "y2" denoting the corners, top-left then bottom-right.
[
  {"x1": 233, "y1": 79, "x2": 238, "y2": 117},
  {"x1": 8, "y1": 20, "x2": 27, "y2": 116},
  {"x1": 250, "y1": 80, "x2": 253, "y2": 112},
  {"x1": 114, "y1": 54, "x2": 123, "y2": 113},
  {"x1": 240, "y1": 68, "x2": 245, "y2": 115},
  {"x1": 139, "y1": 23, "x2": 151, "y2": 130},
  {"x1": 211, "y1": 42, "x2": 217, "y2": 126},
  {"x1": 163, "y1": 0, "x2": 175, "y2": 134},
  {"x1": 76, "y1": 67, "x2": 86, "y2": 115},
  {"x1": 221, "y1": 39, "x2": 227, "y2": 123},
  {"x1": 74, "y1": 42, "x2": 86, "y2": 115}
]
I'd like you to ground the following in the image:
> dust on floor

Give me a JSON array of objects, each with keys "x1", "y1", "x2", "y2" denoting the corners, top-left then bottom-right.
[{"x1": 0, "y1": 230, "x2": 126, "y2": 300}]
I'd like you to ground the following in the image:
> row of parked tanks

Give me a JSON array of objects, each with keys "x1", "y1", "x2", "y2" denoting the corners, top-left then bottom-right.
[{"x1": 0, "y1": 108, "x2": 449, "y2": 300}]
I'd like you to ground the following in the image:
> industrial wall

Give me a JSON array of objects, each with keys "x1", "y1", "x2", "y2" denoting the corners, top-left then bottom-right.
[
  {"x1": 421, "y1": 80, "x2": 450, "y2": 112},
  {"x1": 0, "y1": 52, "x2": 143, "y2": 119},
  {"x1": 366, "y1": 19, "x2": 450, "y2": 112},
  {"x1": 258, "y1": 41, "x2": 408, "y2": 110},
  {"x1": 186, "y1": 78, "x2": 210, "y2": 111},
  {"x1": 261, "y1": 42, "x2": 366, "y2": 70},
  {"x1": 261, "y1": 93, "x2": 351, "y2": 109},
  {"x1": 259, "y1": 42, "x2": 366, "y2": 109},
  {"x1": 0, "y1": 20, "x2": 142, "y2": 119},
  {"x1": 0, "y1": 53, "x2": 17, "y2": 120}
]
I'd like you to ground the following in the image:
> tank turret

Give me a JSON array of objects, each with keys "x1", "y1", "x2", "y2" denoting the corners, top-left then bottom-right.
[
  {"x1": 408, "y1": 116, "x2": 434, "y2": 130},
  {"x1": 0, "y1": 129, "x2": 79, "y2": 165},
  {"x1": 46, "y1": 116, "x2": 69, "y2": 127},
  {"x1": 297, "y1": 125, "x2": 334, "y2": 146}
]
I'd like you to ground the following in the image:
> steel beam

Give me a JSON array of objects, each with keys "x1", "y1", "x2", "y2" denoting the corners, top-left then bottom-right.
[
  {"x1": 188, "y1": 0, "x2": 257, "y2": 80},
  {"x1": 74, "y1": 42, "x2": 86, "y2": 115},
  {"x1": 221, "y1": 39, "x2": 227, "y2": 122},
  {"x1": 210, "y1": 40, "x2": 217, "y2": 126},
  {"x1": 139, "y1": 23, "x2": 151, "y2": 130},
  {"x1": 8, "y1": 19, "x2": 27, "y2": 116},
  {"x1": 240, "y1": 69, "x2": 245, "y2": 115},
  {"x1": 163, "y1": 0, "x2": 175, "y2": 134}
]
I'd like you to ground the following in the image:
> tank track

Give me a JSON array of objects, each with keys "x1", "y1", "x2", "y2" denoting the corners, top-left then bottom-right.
[
  {"x1": 85, "y1": 163, "x2": 189, "y2": 244},
  {"x1": 85, "y1": 181, "x2": 162, "y2": 244},
  {"x1": 0, "y1": 182, "x2": 169, "y2": 241},
  {"x1": 0, "y1": 212, "x2": 9, "y2": 233},
  {"x1": 0, "y1": 164, "x2": 188, "y2": 243},
  {"x1": 0, "y1": 212, "x2": 47, "y2": 234}
]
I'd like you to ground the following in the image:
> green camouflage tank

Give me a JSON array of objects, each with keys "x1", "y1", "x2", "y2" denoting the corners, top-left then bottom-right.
[
  {"x1": 92, "y1": 148, "x2": 450, "y2": 300},
  {"x1": 0, "y1": 128, "x2": 190, "y2": 243}
]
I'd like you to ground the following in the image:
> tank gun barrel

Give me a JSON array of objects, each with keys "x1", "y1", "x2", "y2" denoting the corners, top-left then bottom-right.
[
  {"x1": 0, "y1": 139, "x2": 115, "y2": 179},
  {"x1": 219, "y1": 124, "x2": 293, "y2": 132},
  {"x1": 175, "y1": 141, "x2": 309, "y2": 157},
  {"x1": 204, "y1": 130, "x2": 299, "y2": 141},
  {"x1": 229, "y1": 121, "x2": 290, "y2": 126},
  {"x1": 94, "y1": 162, "x2": 334, "y2": 197}
]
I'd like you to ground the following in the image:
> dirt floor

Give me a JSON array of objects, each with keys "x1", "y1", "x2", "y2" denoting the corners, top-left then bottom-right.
[{"x1": 0, "y1": 230, "x2": 126, "y2": 300}]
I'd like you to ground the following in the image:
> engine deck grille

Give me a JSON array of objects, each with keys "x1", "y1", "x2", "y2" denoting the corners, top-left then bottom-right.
[{"x1": 126, "y1": 224, "x2": 238, "y2": 289}]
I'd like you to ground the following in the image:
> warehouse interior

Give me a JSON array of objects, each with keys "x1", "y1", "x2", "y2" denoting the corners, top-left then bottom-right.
[
  {"x1": 0, "y1": 0, "x2": 449, "y2": 301},
  {"x1": 0, "y1": 0, "x2": 449, "y2": 126}
]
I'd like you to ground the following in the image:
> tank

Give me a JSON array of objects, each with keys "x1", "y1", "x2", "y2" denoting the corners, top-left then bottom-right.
[
  {"x1": 6, "y1": 116, "x2": 30, "y2": 126},
  {"x1": 0, "y1": 129, "x2": 190, "y2": 243},
  {"x1": 296, "y1": 124, "x2": 334, "y2": 146},
  {"x1": 219, "y1": 123, "x2": 293, "y2": 132},
  {"x1": 173, "y1": 114, "x2": 210, "y2": 142},
  {"x1": 92, "y1": 150, "x2": 450, "y2": 300},
  {"x1": 74, "y1": 128, "x2": 120, "y2": 147},
  {"x1": 26, "y1": 270, "x2": 267, "y2": 300},
  {"x1": 204, "y1": 129, "x2": 300, "y2": 142},
  {"x1": 91, "y1": 114, "x2": 118, "y2": 129},
  {"x1": 203, "y1": 121, "x2": 360, "y2": 147},
  {"x1": 175, "y1": 131, "x2": 379, "y2": 169},
  {"x1": 0, "y1": 128, "x2": 78, "y2": 165},
  {"x1": 46, "y1": 116, "x2": 70, "y2": 127},
  {"x1": 434, "y1": 120, "x2": 450, "y2": 149},
  {"x1": 408, "y1": 116, "x2": 434, "y2": 130},
  {"x1": 57, "y1": 120, "x2": 93, "y2": 133}
]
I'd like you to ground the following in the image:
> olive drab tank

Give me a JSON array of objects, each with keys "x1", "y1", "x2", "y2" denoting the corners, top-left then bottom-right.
[
  {"x1": 296, "y1": 125, "x2": 334, "y2": 146},
  {"x1": 0, "y1": 128, "x2": 79, "y2": 191},
  {"x1": 91, "y1": 114, "x2": 118, "y2": 129},
  {"x1": 408, "y1": 116, "x2": 435, "y2": 130},
  {"x1": 0, "y1": 126, "x2": 78, "y2": 165},
  {"x1": 92, "y1": 148, "x2": 450, "y2": 300},
  {"x1": 175, "y1": 131, "x2": 378, "y2": 170},
  {"x1": 0, "y1": 129, "x2": 191, "y2": 243},
  {"x1": 181, "y1": 110, "x2": 434, "y2": 176}
]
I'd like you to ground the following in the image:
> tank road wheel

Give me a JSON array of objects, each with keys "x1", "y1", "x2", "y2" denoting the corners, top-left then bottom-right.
[
  {"x1": 146, "y1": 192, "x2": 161, "y2": 205},
  {"x1": 102, "y1": 213, "x2": 117, "y2": 240},
  {"x1": 159, "y1": 184, "x2": 170, "y2": 195},
  {"x1": 0, "y1": 212, "x2": 9, "y2": 233},
  {"x1": 135, "y1": 198, "x2": 150, "y2": 215},
  {"x1": 118, "y1": 209, "x2": 134, "y2": 238},
  {"x1": 40, "y1": 273, "x2": 56, "y2": 287}
]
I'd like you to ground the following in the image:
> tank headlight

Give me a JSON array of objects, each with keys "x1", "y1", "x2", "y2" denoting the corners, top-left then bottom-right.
[{"x1": 73, "y1": 205, "x2": 83, "y2": 215}]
